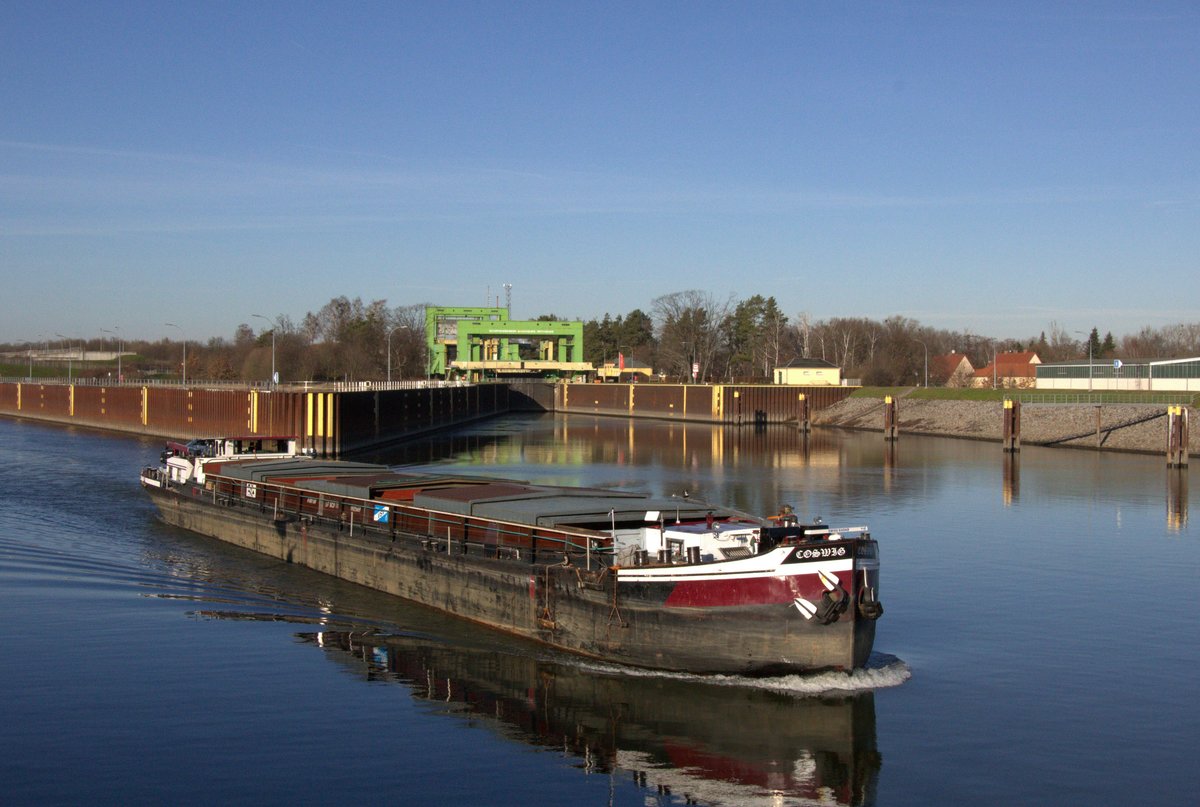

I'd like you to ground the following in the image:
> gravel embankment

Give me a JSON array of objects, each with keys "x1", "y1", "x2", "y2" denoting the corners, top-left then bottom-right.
[{"x1": 813, "y1": 396, "x2": 1197, "y2": 455}]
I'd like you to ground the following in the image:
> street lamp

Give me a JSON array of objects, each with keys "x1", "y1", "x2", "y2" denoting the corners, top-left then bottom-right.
[
  {"x1": 980, "y1": 337, "x2": 996, "y2": 390},
  {"x1": 35, "y1": 332, "x2": 46, "y2": 379},
  {"x1": 252, "y1": 314, "x2": 276, "y2": 385},
  {"x1": 102, "y1": 327, "x2": 122, "y2": 383},
  {"x1": 54, "y1": 333, "x2": 73, "y2": 381},
  {"x1": 165, "y1": 322, "x2": 186, "y2": 386},
  {"x1": 913, "y1": 337, "x2": 928, "y2": 388},
  {"x1": 1073, "y1": 330, "x2": 1093, "y2": 392},
  {"x1": 386, "y1": 324, "x2": 403, "y2": 384}
]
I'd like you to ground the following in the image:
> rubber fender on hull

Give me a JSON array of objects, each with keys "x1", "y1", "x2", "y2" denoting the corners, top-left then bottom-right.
[
  {"x1": 857, "y1": 591, "x2": 884, "y2": 620},
  {"x1": 813, "y1": 587, "x2": 848, "y2": 624}
]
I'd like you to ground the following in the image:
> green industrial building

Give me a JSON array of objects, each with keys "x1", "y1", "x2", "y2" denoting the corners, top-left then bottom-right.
[{"x1": 425, "y1": 306, "x2": 592, "y2": 380}]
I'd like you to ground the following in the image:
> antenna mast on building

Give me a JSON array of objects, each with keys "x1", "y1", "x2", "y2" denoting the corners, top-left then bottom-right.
[{"x1": 503, "y1": 283, "x2": 512, "y2": 316}]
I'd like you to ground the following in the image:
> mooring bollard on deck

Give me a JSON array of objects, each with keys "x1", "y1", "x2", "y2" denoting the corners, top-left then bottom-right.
[
  {"x1": 1167, "y1": 406, "x2": 1189, "y2": 468},
  {"x1": 1002, "y1": 399, "x2": 1021, "y2": 453},
  {"x1": 883, "y1": 396, "x2": 898, "y2": 441}
]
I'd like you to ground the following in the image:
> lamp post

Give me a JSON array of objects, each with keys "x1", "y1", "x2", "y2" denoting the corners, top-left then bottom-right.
[
  {"x1": 914, "y1": 337, "x2": 928, "y2": 388},
  {"x1": 252, "y1": 314, "x2": 276, "y2": 385},
  {"x1": 165, "y1": 322, "x2": 186, "y2": 386},
  {"x1": 386, "y1": 325, "x2": 403, "y2": 384},
  {"x1": 54, "y1": 333, "x2": 73, "y2": 381},
  {"x1": 1073, "y1": 330, "x2": 1093, "y2": 392},
  {"x1": 101, "y1": 327, "x2": 123, "y2": 383},
  {"x1": 36, "y1": 332, "x2": 46, "y2": 379},
  {"x1": 981, "y1": 337, "x2": 996, "y2": 390}
]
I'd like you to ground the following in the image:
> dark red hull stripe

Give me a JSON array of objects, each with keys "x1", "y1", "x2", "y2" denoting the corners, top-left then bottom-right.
[
  {"x1": 664, "y1": 573, "x2": 830, "y2": 607},
  {"x1": 619, "y1": 570, "x2": 870, "y2": 608}
]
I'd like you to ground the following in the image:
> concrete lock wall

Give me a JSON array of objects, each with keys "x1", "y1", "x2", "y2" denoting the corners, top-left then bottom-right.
[
  {"x1": 557, "y1": 383, "x2": 852, "y2": 424},
  {"x1": 0, "y1": 380, "x2": 849, "y2": 456}
]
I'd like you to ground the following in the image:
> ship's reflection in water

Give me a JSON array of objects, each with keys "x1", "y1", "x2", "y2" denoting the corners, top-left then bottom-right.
[{"x1": 301, "y1": 630, "x2": 881, "y2": 807}]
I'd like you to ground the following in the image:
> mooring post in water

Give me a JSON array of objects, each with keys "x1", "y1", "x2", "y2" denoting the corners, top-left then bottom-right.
[
  {"x1": 1003, "y1": 454, "x2": 1019, "y2": 506},
  {"x1": 797, "y1": 393, "x2": 810, "y2": 434},
  {"x1": 1167, "y1": 406, "x2": 1189, "y2": 468},
  {"x1": 1167, "y1": 465, "x2": 1188, "y2": 531},
  {"x1": 883, "y1": 396, "x2": 898, "y2": 441},
  {"x1": 1002, "y1": 399, "x2": 1021, "y2": 453},
  {"x1": 1095, "y1": 405, "x2": 1103, "y2": 449}
]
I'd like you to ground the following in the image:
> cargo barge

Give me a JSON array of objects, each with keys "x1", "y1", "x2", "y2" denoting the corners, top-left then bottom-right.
[{"x1": 140, "y1": 437, "x2": 883, "y2": 675}]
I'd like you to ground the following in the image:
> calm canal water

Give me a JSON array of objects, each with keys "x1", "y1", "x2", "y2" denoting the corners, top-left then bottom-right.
[{"x1": 1, "y1": 413, "x2": 1196, "y2": 805}]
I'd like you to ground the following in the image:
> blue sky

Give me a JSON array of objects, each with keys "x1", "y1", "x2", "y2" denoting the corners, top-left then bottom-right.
[{"x1": 2, "y1": 1, "x2": 1196, "y2": 345}]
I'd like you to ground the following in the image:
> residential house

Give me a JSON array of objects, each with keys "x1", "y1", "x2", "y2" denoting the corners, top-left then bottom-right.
[
  {"x1": 596, "y1": 357, "x2": 653, "y2": 382},
  {"x1": 972, "y1": 351, "x2": 1042, "y2": 389},
  {"x1": 930, "y1": 352, "x2": 975, "y2": 387},
  {"x1": 774, "y1": 358, "x2": 841, "y2": 386}
]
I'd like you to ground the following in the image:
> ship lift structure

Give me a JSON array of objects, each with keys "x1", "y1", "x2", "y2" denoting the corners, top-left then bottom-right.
[{"x1": 425, "y1": 306, "x2": 593, "y2": 381}]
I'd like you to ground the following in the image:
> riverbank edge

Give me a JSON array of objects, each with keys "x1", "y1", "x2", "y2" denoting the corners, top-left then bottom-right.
[{"x1": 812, "y1": 396, "x2": 1197, "y2": 457}]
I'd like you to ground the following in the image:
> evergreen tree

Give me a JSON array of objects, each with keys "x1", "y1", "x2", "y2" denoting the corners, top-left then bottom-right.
[
  {"x1": 1087, "y1": 327, "x2": 1102, "y2": 359},
  {"x1": 1101, "y1": 331, "x2": 1116, "y2": 357},
  {"x1": 1034, "y1": 331, "x2": 1050, "y2": 358}
]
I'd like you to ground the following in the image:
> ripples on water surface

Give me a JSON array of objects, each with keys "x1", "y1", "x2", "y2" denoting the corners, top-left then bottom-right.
[{"x1": 1, "y1": 414, "x2": 1196, "y2": 805}]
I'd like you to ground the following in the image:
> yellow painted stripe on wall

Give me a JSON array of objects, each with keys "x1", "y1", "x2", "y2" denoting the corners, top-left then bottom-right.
[{"x1": 325, "y1": 393, "x2": 334, "y2": 442}]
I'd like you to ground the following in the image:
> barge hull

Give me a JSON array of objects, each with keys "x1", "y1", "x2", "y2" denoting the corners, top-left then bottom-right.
[{"x1": 147, "y1": 485, "x2": 874, "y2": 674}]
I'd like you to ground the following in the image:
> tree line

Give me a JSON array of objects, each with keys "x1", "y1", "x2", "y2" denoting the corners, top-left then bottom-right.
[
  {"x1": 589, "y1": 292, "x2": 1200, "y2": 385},
  {"x1": 5, "y1": 292, "x2": 1199, "y2": 385}
]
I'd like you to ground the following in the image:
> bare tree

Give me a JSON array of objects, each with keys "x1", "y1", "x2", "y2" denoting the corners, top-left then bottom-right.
[
  {"x1": 652, "y1": 290, "x2": 734, "y2": 382},
  {"x1": 387, "y1": 303, "x2": 428, "y2": 378},
  {"x1": 1123, "y1": 322, "x2": 1200, "y2": 359},
  {"x1": 795, "y1": 311, "x2": 812, "y2": 357}
]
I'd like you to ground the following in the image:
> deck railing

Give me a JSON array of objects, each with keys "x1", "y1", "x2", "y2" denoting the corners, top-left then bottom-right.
[{"x1": 204, "y1": 473, "x2": 612, "y2": 567}]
